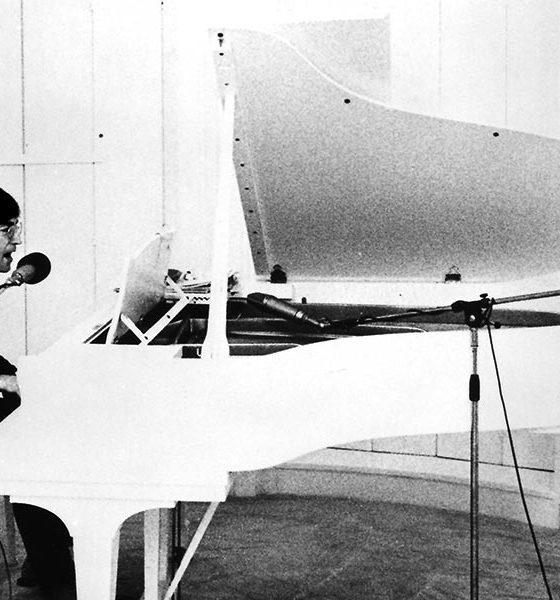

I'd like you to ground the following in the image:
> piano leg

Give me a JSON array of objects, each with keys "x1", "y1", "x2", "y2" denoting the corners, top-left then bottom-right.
[
  {"x1": 72, "y1": 521, "x2": 120, "y2": 600},
  {"x1": 10, "y1": 495, "x2": 175, "y2": 600},
  {"x1": 144, "y1": 508, "x2": 173, "y2": 600}
]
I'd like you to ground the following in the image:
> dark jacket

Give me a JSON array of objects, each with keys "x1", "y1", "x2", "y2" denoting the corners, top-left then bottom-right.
[{"x1": 0, "y1": 354, "x2": 20, "y2": 421}]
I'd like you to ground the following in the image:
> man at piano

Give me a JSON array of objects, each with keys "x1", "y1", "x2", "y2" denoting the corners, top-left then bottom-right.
[{"x1": 0, "y1": 188, "x2": 76, "y2": 599}]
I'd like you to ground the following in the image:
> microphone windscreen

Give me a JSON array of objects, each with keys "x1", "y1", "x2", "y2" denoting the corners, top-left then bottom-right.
[{"x1": 16, "y1": 252, "x2": 51, "y2": 284}]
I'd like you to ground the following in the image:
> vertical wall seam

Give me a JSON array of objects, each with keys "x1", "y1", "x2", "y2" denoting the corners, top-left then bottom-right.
[
  {"x1": 160, "y1": 1, "x2": 166, "y2": 227},
  {"x1": 20, "y1": 0, "x2": 26, "y2": 154},
  {"x1": 90, "y1": 0, "x2": 97, "y2": 307},
  {"x1": 438, "y1": 0, "x2": 442, "y2": 114},
  {"x1": 504, "y1": 1, "x2": 508, "y2": 128},
  {"x1": 22, "y1": 165, "x2": 28, "y2": 355},
  {"x1": 20, "y1": 0, "x2": 28, "y2": 354}
]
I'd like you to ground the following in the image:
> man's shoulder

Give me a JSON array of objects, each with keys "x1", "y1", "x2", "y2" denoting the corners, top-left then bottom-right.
[{"x1": 0, "y1": 354, "x2": 16, "y2": 375}]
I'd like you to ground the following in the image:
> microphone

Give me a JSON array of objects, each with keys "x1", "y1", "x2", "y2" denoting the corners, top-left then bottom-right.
[
  {"x1": 4, "y1": 252, "x2": 51, "y2": 287},
  {"x1": 247, "y1": 292, "x2": 329, "y2": 329}
]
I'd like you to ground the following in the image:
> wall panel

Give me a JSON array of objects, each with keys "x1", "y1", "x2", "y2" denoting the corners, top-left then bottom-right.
[
  {"x1": 0, "y1": 0, "x2": 23, "y2": 162},
  {"x1": 501, "y1": 430, "x2": 555, "y2": 471},
  {"x1": 93, "y1": 0, "x2": 163, "y2": 298},
  {"x1": 437, "y1": 431, "x2": 505, "y2": 465},
  {"x1": 0, "y1": 167, "x2": 26, "y2": 364},
  {"x1": 506, "y1": 0, "x2": 560, "y2": 139},
  {"x1": 440, "y1": 0, "x2": 507, "y2": 127},
  {"x1": 23, "y1": 0, "x2": 93, "y2": 161},
  {"x1": 371, "y1": 434, "x2": 437, "y2": 457},
  {"x1": 24, "y1": 165, "x2": 95, "y2": 353}
]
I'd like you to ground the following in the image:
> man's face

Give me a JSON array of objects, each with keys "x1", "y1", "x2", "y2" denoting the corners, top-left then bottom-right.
[{"x1": 0, "y1": 219, "x2": 22, "y2": 273}]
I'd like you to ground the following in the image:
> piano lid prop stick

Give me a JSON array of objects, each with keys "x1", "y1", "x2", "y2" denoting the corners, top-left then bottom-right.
[{"x1": 201, "y1": 86, "x2": 236, "y2": 360}]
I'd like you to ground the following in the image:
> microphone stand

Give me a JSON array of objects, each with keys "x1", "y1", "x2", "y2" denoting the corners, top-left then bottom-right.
[
  {"x1": 250, "y1": 287, "x2": 560, "y2": 599},
  {"x1": 329, "y1": 286, "x2": 560, "y2": 600},
  {"x1": 470, "y1": 325, "x2": 479, "y2": 600},
  {"x1": 0, "y1": 282, "x2": 15, "y2": 297},
  {"x1": 383, "y1": 289, "x2": 560, "y2": 600},
  {"x1": 341, "y1": 287, "x2": 560, "y2": 324},
  {"x1": 0, "y1": 279, "x2": 23, "y2": 297},
  {"x1": 458, "y1": 295, "x2": 494, "y2": 600}
]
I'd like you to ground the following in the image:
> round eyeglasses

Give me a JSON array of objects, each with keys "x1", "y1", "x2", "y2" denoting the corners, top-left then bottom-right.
[{"x1": 0, "y1": 221, "x2": 22, "y2": 240}]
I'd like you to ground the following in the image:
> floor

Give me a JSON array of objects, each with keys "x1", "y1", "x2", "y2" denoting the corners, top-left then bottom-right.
[{"x1": 1, "y1": 495, "x2": 560, "y2": 599}]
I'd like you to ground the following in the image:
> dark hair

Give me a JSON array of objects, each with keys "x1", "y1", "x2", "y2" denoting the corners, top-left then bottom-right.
[{"x1": 0, "y1": 188, "x2": 20, "y2": 225}]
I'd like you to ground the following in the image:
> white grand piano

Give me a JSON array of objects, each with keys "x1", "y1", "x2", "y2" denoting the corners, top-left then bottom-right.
[{"x1": 3, "y1": 12, "x2": 560, "y2": 600}]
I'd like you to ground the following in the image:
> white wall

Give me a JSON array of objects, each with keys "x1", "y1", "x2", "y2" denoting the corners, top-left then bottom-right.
[
  {"x1": 391, "y1": 0, "x2": 560, "y2": 137},
  {"x1": 0, "y1": 0, "x2": 167, "y2": 356},
  {"x1": 0, "y1": 0, "x2": 558, "y2": 353}
]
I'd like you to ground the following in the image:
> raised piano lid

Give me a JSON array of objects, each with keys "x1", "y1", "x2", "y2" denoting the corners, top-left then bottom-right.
[{"x1": 220, "y1": 20, "x2": 560, "y2": 307}]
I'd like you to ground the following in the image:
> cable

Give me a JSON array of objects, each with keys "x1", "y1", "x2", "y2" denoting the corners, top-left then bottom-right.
[
  {"x1": 0, "y1": 537, "x2": 13, "y2": 600},
  {"x1": 486, "y1": 323, "x2": 554, "y2": 600}
]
